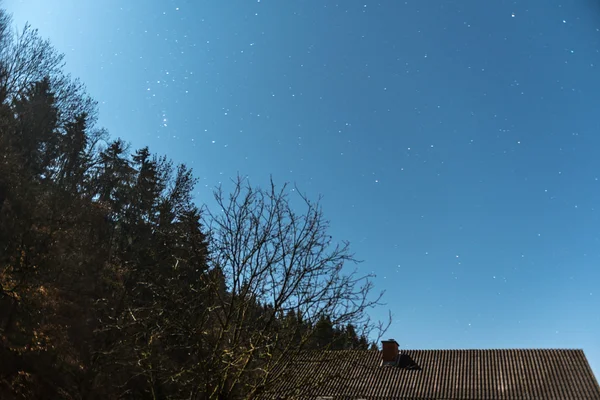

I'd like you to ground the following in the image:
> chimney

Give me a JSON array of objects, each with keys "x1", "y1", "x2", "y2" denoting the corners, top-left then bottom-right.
[{"x1": 381, "y1": 339, "x2": 399, "y2": 365}]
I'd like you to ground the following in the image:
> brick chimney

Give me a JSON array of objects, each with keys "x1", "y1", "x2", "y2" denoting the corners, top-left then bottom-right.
[{"x1": 381, "y1": 339, "x2": 399, "y2": 364}]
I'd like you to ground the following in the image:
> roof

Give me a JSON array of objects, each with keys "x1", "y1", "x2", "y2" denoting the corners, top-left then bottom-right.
[{"x1": 259, "y1": 349, "x2": 600, "y2": 400}]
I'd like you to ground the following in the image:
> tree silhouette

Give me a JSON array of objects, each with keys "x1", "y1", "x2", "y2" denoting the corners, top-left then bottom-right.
[{"x1": 0, "y1": 7, "x2": 387, "y2": 399}]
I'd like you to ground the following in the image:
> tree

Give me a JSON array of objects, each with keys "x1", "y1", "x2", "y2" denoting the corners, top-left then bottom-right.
[
  {"x1": 0, "y1": 10, "x2": 96, "y2": 126},
  {"x1": 11, "y1": 77, "x2": 59, "y2": 180},
  {"x1": 0, "y1": 7, "x2": 390, "y2": 398},
  {"x1": 199, "y1": 176, "x2": 386, "y2": 399}
]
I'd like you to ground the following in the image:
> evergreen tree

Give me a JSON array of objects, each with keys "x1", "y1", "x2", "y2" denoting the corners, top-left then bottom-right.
[{"x1": 0, "y1": 8, "x2": 388, "y2": 399}]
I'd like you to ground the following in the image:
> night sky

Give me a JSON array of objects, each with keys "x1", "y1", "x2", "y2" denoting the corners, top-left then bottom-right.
[{"x1": 7, "y1": 0, "x2": 600, "y2": 377}]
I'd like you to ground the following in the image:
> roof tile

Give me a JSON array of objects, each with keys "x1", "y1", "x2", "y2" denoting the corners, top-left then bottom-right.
[{"x1": 260, "y1": 349, "x2": 600, "y2": 400}]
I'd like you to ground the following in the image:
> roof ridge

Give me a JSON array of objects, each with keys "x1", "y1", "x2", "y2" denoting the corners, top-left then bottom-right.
[
  {"x1": 313, "y1": 348, "x2": 585, "y2": 352},
  {"x1": 401, "y1": 348, "x2": 585, "y2": 351}
]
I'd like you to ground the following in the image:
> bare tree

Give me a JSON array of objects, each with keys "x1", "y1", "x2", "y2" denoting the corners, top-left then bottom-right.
[
  {"x1": 0, "y1": 9, "x2": 96, "y2": 125},
  {"x1": 200, "y1": 176, "x2": 387, "y2": 399}
]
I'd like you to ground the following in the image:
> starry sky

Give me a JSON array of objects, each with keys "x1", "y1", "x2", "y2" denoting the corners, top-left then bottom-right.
[{"x1": 7, "y1": 0, "x2": 600, "y2": 377}]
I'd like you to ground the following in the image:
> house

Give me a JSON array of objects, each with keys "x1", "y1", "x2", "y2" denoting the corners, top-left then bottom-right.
[{"x1": 259, "y1": 339, "x2": 600, "y2": 399}]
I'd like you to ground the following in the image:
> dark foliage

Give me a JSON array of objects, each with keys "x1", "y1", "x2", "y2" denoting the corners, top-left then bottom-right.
[{"x1": 0, "y1": 9, "x2": 384, "y2": 399}]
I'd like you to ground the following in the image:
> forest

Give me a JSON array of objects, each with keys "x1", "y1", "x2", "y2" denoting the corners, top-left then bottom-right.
[{"x1": 0, "y1": 8, "x2": 386, "y2": 399}]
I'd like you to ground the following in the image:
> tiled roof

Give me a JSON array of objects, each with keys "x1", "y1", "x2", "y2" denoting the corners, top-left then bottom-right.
[{"x1": 259, "y1": 349, "x2": 600, "y2": 399}]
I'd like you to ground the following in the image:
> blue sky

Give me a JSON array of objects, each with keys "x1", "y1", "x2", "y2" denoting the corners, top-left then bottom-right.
[{"x1": 6, "y1": 0, "x2": 599, "y2": 377}]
